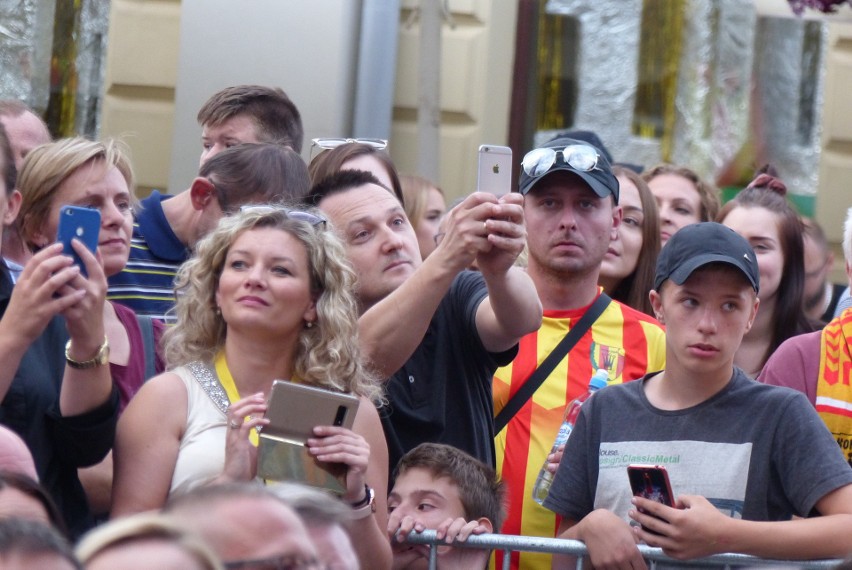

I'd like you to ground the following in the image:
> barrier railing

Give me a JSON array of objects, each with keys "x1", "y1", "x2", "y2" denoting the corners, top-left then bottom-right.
[{"x1": 404, "y1": 530, "x2": 844, "y2": 570}]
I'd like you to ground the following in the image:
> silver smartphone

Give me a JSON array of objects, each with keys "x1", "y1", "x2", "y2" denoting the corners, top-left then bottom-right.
[
  {"x1": 257, "y1": 380, "x2": 360, "y2": 492},
  {"x1": 263, "y1": 380, "x2": 359, "y2": 441},
  {"x1": 477, "y1": 144, "x2": 513, "y2": 196}
]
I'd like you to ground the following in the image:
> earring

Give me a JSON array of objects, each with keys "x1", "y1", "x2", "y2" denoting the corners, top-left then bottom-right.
[
  {"x1": 305, "y1": 320, "x2": 314, "y2": 328},
  {"x1": 215, "y1": 306, "x2": 221, "y2": 315}
]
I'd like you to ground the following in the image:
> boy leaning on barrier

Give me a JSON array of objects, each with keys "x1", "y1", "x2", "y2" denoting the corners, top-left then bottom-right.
[
  {"x1": 388, "y1": 443, "x2": 505, "y2": 570},
  {"x1": 544, "y1": 222, "x2": 852, "y2": 568}
]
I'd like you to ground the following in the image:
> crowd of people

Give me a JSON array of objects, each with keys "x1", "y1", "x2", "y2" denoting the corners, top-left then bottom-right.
[{"x1": 0, "y1": 84, "x2": 849, "y2": 570}]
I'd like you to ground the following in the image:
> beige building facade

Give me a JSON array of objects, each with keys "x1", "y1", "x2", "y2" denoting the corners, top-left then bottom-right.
[
  {"x1": 101, "y1": 0, "x2": 851, "y2": 275},
  {"x1": 100, "y1": 0, "x2": 517, "y2": 200}
]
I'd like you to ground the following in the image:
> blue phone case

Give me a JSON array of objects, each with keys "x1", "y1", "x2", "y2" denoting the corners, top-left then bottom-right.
[{"x1": 57, "y1": 206, "x2": 101, "y2": 277}]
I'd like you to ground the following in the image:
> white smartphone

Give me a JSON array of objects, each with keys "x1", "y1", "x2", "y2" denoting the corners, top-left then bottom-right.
[{"x1": 477, "y1": 144, "x2": 513, "y2": 196}]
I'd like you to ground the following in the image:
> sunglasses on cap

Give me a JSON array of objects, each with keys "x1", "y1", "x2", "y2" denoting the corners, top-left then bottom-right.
[{"x1": 521, "y1": 144, "x2": 600, "y2": 178}]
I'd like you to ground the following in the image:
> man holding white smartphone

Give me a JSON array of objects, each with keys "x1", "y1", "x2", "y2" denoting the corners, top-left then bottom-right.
[{"x1": 307, "y1": 167, "x2": 541, "y2": 473}]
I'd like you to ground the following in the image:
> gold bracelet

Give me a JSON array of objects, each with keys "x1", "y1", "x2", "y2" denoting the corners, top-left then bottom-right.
[{"x1": 65, "y1": 337, "x2": 110, "y2": 369}]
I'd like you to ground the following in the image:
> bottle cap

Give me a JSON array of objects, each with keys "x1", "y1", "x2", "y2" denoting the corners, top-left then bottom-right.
[{"x1": 589, "y1": 369, "x2": 609, "y2": 391}]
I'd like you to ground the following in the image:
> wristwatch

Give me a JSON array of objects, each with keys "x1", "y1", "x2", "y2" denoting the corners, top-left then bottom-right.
[
  {"x1": 65, "y1": 337, "x2": 110, "y2": 369},
  {"x1": 349, "y1": 485, "x2": 376, "y2": 520}
]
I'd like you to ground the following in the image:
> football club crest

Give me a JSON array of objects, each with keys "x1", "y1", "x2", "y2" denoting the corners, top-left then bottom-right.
[{"x1": 590, "y1": 342, "x2": 625, "y2": 382}]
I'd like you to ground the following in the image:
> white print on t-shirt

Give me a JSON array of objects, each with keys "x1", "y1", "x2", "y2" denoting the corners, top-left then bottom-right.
[{"x1": 594, "y1": 440, "x2": 751, "y2": 521}]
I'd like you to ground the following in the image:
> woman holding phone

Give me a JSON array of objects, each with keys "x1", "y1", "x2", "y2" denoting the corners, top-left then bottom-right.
[
  {"x1": 17, "y1": 138, "x2": 166, "y2": 520},
  {"x1": 0, "y1": 136, "x2": 159, "y2": 536},
  {"x1": 112, "y1": 206, "x2": 391, "y2": 569},
  {"x1": 18, "y1": 138, "x2": 165, "y2": 410}
]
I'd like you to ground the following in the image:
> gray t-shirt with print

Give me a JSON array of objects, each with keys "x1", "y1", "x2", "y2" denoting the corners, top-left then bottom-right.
[{"x1": 544, "y1": 368, "x2": 852, "y2": 523}]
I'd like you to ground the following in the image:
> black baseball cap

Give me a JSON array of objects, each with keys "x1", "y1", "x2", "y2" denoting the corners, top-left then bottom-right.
[
  {"x1": 518, "y1": 136, "x2": 620, "y2": 203},
  {"x1": 654, "y1": 222, "x2": 760, "y2": 292}
]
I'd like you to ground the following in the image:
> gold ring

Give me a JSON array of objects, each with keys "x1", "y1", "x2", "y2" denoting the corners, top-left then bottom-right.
[{"x1": 229, "y1": 420, "x2": 241, "y2": 430}]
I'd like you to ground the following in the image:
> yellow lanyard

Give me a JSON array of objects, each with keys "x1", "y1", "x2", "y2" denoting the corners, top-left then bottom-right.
[{"x1": 214, "y1": 350, "x2": 259, "y2": 446}]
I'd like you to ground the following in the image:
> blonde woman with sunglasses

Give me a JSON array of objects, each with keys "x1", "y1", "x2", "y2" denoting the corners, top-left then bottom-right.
[{"x1": 112, "y1": 207, "x2": 391, "y2": 569}]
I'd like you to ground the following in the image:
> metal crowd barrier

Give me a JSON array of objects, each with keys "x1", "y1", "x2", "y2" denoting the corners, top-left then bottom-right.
[{"x1": 404, "y1": 529, "x2": 844, "y2": 570}]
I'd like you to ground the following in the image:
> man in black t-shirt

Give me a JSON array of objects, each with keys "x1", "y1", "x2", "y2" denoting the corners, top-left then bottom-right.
[{"x1": 307, "y1": 170, "x2": 542, "y2": 470}]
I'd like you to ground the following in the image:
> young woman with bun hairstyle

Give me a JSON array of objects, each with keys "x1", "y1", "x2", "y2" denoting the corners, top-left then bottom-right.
[{"x1": 717, "y1": 167, "x2": 814, "y2": 376}]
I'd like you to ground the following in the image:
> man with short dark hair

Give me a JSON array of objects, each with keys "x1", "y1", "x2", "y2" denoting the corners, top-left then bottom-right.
[
  {"x1": 196, "y1": 84, "x2": 303, "y2": 162},
  {"x1": 0, "y1": 100, "x2": 51, "y2": 170},
  {"x1": 0, "y1": 100, "x2": 51, "y2": 275},
  {"x1": 547, "y1": 223, "x2": 852, "y2": 568},
  {"x1": 107, "y1": 141, "x2": 308, "y2": 320},
  {"x1": 307, "y1": 169, "x2": 542, "y2": 471},
  {"x1": 0, "y1": 123, "x2": 22, "y2": 280},
  {"x1": 493, "y1": 137, "x2": 665, "y2": 570}
]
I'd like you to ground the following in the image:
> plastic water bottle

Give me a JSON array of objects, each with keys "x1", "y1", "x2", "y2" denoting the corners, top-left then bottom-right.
[{"x1": 532, "y1": 369, "x2": 609, "y2": 505}]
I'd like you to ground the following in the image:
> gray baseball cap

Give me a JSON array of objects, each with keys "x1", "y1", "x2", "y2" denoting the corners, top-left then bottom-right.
[{"x1": 654, "y1": 222, "x2": 760, "y2": 292}]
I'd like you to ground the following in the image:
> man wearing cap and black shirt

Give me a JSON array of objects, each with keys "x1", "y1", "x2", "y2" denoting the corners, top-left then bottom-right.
[
  {"x1": 546, "y1": 222, "x2": 852, "y2": 568},
  {"x1": 492, "y1": 138, "x2": 665, "y2": 570}
]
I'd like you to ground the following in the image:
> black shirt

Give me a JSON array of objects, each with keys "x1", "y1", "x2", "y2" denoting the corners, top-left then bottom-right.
[
  {"x1": 381, "y1": 271, "x2": 518, "y2": 472},
  {"x1": 0, "y1": 264, "x2": 118, "y2": 537}
]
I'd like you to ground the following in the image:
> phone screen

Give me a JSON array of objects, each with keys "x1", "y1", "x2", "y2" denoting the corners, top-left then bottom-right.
[
  {"x1": 627, "y1": 464, "x2": 674, "y2": 534},
  {"x1": 628, "y1": 467, "x2": 674, "y2": 507}
]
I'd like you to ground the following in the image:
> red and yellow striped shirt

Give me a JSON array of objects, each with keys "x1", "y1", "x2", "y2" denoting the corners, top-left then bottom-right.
[{"x1": 493, "y1": 296, "x2": 666, "y2": 570}]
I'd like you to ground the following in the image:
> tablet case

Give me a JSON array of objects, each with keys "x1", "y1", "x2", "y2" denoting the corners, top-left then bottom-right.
[{"x1": 257, "y1": 380, "x2": 359, "y2": 494}]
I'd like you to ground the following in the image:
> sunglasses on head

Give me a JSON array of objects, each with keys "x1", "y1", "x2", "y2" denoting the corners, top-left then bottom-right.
[
  {"x1": 236, "y1": 205, "x2": 327, "y2": 229},
  {"x1": 311, "y1": 137, "x2": 387, "y2": 150},
  {"x1": 521, "y1": 144, "x2": 600, "y2": 178}
]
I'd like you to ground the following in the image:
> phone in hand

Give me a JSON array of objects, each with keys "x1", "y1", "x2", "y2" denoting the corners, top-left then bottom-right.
[
  {"x1": 257, "y1": 380, "x2": 360, "y2": 492},
  {"x1": 56, "y1": 205, "x2": 101, "y2": 277},
  {"x1": 477, "y1": 144, "x2": 513, "y2": 196},
  {"x1": 264, "y1": 380, "x2": 359, "y2": 439},
  {"x1": 627, "y1": 464, "x2": 674, "y2": 507},
  {"x1": 628, "y1": 464, "x2": 674, "y2": 534}
]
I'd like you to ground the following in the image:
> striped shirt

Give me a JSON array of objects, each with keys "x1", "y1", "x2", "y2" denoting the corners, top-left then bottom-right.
[
  {"x1": 492, "y1": 294, "x2": 666, "y2": 570},
  {"x1": 107, "y1": 191, "x2": 188, "y2": 323}
]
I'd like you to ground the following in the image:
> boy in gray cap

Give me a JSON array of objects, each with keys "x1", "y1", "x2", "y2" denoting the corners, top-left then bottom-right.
[{"x1": 545, "y1": 222, "x2": 852, "y2": 568}]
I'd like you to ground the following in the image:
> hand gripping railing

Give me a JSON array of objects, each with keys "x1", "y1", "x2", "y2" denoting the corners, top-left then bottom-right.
[{"x1": 403, "y1": 530, "x2": 844, "y2": 570}]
